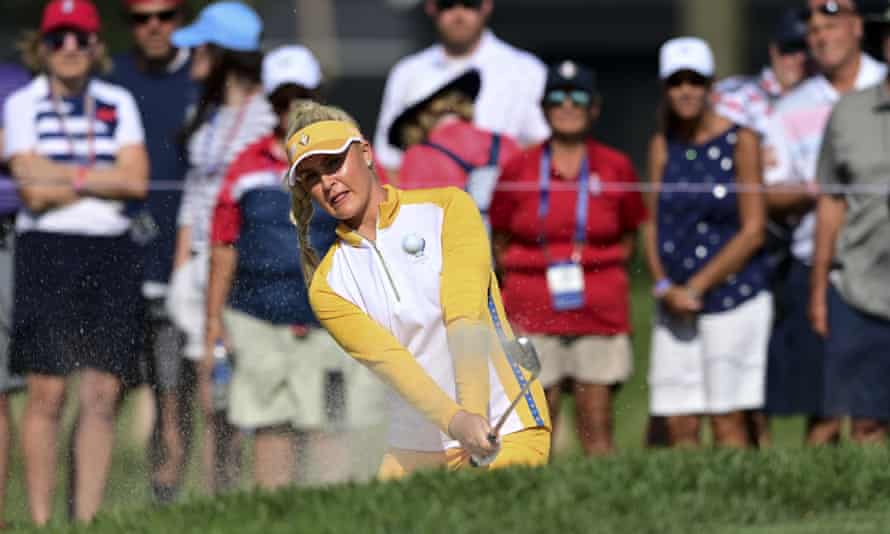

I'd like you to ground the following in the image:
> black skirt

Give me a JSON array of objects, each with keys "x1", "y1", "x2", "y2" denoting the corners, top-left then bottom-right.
[{"x1": 10, "y1": 231, "x2": 143, "y2": 383}]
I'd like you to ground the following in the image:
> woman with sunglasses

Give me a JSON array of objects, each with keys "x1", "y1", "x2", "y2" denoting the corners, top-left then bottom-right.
[
  {"x1": 166, "y1": 1, "x2": 275, "y2": 493},
  {"x1": 4, "y1": 0, "x2": 149, "y2": 524},
  {"x1": 645, "y1": 38, "x2": 769, "y2": 448},
  {"x1": 489, "y1": 61, "x2": 648, "y2": 456},
  {"x1": 286, "y1": 101, "x2": 550, "y2": 479}
]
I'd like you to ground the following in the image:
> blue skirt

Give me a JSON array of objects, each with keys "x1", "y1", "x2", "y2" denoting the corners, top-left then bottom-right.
[
  {"x1": 765, "y1": 259, "x2": 826, "y2": 416},
  {"x1": 10, "y1": 232, "x2": 144, "y2": 383},
  {"x1": 823, "y1": 284, "x2": 890, "y2": 420}
]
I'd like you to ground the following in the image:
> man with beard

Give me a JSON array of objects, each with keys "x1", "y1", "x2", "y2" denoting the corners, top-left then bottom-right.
[
  {"x1": 374, "y1": 0, "x2": 549, "y2": 178},
  {"x1": 762, "y1": 0, "x2": 885, "y2": 445},
  {"x1": 108, "y1": 0, "x2": 197, "y2": 503}
]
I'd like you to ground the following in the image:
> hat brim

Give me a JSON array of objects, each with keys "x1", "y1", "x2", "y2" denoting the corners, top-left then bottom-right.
[
  {"x1": 171, "y1": 23, "x2": 210, "y2": 49},
  {"x1": 286, "y1": 137, "x2": 363, "y2": 187},
  {"x1": 387, "y1": 69, "x2": 481, "y2": 150}
]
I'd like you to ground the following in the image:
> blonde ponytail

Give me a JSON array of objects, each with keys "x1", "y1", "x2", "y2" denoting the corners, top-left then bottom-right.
[{"x1": 285, "y1": 100, "x2": 363, "y2": 286}]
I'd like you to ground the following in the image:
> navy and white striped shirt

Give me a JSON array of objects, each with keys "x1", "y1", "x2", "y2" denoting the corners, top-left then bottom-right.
[{"x1": 3, "y1": 75, "x2": 145, "y2": 236}]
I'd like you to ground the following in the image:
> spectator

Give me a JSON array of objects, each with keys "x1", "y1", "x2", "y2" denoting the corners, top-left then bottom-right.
[
  {"x1": 714, "y1": 8, "x2": 811, "y2": 137},
  {"x1": 489, "y1": 61, "x2": 647, "y2": 455},
  {"x1": 0, "y1": 62, "x2": 30, "y2": 529},
  {"x1": 287, "y1": 101, "x2": 551, "y2": 478},
  {"x1": 762, "y1": 0, "x2": 885, "y2": 445},
  {"x1": 712, "y1": 7, "x2": 811, "y2": 447},
  {"x1": 645, "y1": 37, "x2": 768, "y2": 448},
  {"x1": 206, "y1": 45, "x2": 383, "y2": 489},
  {"x1": 166, "y1": 0, "x2": 275, "y2": 492},
  {"x1": 4, "y1": 0, "x2": 148, "y2": 523},
  {"x1": 373, "y1": 0, "x2": 549, "y2": 176},
  {"x1": 809, "y1": 4, "x2": 890, "y2": 444},
  {"x1": 390, "y1": 67, "x2": 521, "y2": 227},
  {"x1": 108, "y1": 0, "x2": 197, "y2": 504}
]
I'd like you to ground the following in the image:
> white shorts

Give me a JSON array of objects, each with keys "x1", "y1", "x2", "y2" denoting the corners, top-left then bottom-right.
[
  {"x1": 165, "y1": 253, "x2": 208, "y2": 361},
  {"x1": 649, "y1": 291, "x2": 773, "y2": 416}
]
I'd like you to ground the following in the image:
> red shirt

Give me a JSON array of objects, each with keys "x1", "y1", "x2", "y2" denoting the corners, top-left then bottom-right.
[
  {"x1": 399, "y1": 119, "x2": 521, "y2": 189},
  {"x1": 489, "y1": 139, "x2": 648, "y2": 336}
]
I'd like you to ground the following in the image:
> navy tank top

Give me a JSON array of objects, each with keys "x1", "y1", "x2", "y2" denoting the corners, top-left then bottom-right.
[{"x1": 658, "y1": 126, "x2": 767, "y2": 314}]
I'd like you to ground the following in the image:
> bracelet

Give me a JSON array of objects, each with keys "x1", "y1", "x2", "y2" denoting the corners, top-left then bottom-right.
[
  {"x1": 72, "y1": 166, "x2": 88, "y2": 193},
  {"x1": 652, "y1": 278, "x2": 672, "y2": 299}
]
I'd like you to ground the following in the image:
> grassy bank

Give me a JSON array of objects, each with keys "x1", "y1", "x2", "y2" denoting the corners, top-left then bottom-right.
[{"x1": 15, "y1": 446, "x2": 890, "y2": 534}]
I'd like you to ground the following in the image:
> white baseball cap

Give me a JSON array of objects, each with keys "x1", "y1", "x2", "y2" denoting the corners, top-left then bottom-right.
[
  {"x1": 659, "y1": 37, "x2": 715, "y2": 80},
  {"x1": 262, "y1": 45, "x2": 323, "y2": 95}
]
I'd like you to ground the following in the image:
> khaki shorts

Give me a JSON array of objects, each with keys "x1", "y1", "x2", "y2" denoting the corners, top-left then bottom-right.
[
  {"x1": 530, "y1": 334, "x2": 633, "y2": 388},
  {"x1": 224, "y1": 309, "x2": 385, "y2": 430}
]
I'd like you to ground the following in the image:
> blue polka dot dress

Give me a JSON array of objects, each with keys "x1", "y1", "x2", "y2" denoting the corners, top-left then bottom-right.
[{"x1": 658, "y1": 126, "x2": 767, "y2": 314}]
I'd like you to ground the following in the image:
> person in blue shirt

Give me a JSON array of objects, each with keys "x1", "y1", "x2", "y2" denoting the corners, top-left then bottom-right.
[
  {"x1": 107, "y1": 0, "x2": 196, "y2": 504},
  {"x1": 645, "y1": 37, "x2": 769, "y2": 448}
]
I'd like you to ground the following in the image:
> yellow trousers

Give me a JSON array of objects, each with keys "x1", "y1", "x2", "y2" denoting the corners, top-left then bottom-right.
[{"x1": 377, "y1": 427, "x2": 551, "y2": 480}]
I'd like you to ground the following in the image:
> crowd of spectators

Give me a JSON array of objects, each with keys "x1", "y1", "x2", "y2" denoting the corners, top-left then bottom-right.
[{"x1": 0, "y1": 0, "x2": 889, "y2": 527}]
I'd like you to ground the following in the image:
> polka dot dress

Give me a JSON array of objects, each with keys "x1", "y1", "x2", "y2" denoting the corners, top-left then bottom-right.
[{"x1": 658, "y1": 126, "x2": 767, "y2": 313}]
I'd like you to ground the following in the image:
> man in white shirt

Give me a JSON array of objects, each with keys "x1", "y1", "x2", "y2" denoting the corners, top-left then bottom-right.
[
  {"x1": 762, "y1": 0, "x2": 886, "y2": 445},
  {"x1": 373, "y1": 0, "x2": 550, "y2": 174}
]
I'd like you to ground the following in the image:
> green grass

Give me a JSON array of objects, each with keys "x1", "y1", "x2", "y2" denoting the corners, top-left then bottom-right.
[
  {"x1": 1, "y1": 261, "x2": 873, "y2": 531},
  {"x1": 12, "y1": 446, "x2": 890, "y2": 534}
]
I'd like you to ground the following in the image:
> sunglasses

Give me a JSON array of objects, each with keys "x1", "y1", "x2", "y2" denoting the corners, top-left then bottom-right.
[
  {"x1": 129, "y1": 9, "x2": 179, "y2": 26},
  {"x1": 544, "y1": 89, "x2": 591, "y2": 108},
  {"x1": 802, "y1": 1, "x2": 856, "y2": 20},
  {"x1": 665, "y1": 71, "x2": 710, "y2": 88},
  {"x1": 42, "y1": 30, "x2": 93, "y2": 51},
  {"x1": 435, "y1": 0, "x2": 482, "y2": 10}
]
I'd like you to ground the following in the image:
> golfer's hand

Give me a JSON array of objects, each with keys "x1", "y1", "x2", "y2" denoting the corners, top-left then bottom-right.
[{"x1": 449, "y1": 410, "x2": 498, "y2": 458}]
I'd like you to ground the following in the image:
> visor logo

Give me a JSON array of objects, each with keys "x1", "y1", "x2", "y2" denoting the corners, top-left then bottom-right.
[{"x1": 300, "y1": 134, "x2": 310, "y2": 146}]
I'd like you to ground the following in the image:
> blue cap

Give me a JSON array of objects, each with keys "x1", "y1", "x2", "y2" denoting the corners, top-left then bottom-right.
[
  {"x1": 171, "y1": 1, "x2": 262, "y2": 52},
  {"x1": 545, "y1": 60, "x2": 597, "y2": 95}
]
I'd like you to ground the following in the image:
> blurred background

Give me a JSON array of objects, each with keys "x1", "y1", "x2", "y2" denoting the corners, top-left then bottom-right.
[{"x1": 0, "y1": 0, "x2": 807, "y2": 168}]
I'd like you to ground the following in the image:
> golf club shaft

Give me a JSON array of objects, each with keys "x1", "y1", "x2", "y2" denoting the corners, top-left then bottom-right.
[{"x1": 487, "y1": 378, "x2": 535, "y2": 443}]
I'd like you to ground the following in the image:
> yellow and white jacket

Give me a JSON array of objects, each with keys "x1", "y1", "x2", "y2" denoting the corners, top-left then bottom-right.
[{"x1": 309, "y1": 186, "x2": 550, "y2": 451}]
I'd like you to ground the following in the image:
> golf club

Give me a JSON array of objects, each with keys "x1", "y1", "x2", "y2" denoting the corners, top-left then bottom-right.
[{"x1": 471, "y1": 336, "x2": 542, "y2": 467}]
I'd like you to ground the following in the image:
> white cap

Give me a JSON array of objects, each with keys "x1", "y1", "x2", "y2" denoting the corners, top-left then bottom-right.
[
  {"x1": 659, "y1": 37, "x2": 715, "y2": 80},
  {"x1": 261, "y1": 45, "x2": 322, "y2": 95}
]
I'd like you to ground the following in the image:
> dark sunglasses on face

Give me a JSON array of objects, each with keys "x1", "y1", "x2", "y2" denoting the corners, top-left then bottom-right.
[
  {"x1": 802, "y1": 1, "x2": 855, "y2": 21},
  {"x1": 544, "y1": 89, "x2": 591, "y2": 108},
  {"x1": 42, "y1": 30, "x2": 92, "y2": 51},
  {"x1": 435, "y1": 0, "x2": 482, "y2": 11},
  {"x1": 665, "y1": 71, "x2": 710, "y2": 88},
  {"x1": 129, "y1": 9, "x2": 179, "y2": 26}
]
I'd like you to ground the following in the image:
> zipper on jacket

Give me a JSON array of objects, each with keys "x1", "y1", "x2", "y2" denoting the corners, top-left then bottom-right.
[{"x1": 367, "y1": 239, "x2": 401, "y2": 303}]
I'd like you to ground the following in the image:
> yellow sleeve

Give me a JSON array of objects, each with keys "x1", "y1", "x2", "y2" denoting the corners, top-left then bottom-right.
[
  {"x1": 310, "y1": 255, "x2": 462, "y2": 435},
  {"x1": 440, "y1": 188, "x2": 493, "y2": 419}
]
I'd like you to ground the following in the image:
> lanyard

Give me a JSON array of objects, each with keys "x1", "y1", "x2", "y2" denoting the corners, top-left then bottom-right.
[
  {"x1": 201, "y1": 93, "x2": 254, "y2": 178},
  {"x1": 538, "y1": 145, "x2": 590, "y2": 262},
  {"x1": 51, "y1": 90, "x2": 95, "y2": 167}
]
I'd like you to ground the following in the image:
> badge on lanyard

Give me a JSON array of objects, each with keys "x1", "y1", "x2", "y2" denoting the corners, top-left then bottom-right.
[{"x1": 539, "y1": 147, "x2": 590, "y2": 312}]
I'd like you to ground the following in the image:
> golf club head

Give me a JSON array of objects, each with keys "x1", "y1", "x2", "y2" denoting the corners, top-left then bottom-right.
[{"x1": 506, "y1": 336, "x2": 542, "y2": 378}]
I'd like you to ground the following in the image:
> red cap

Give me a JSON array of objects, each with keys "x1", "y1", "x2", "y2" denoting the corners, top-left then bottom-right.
[{"x1": 41, "y1": 0, "x2": 100, "y2": 34}]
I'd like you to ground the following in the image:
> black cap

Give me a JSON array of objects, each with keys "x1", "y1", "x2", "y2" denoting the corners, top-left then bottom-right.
[
  {"x1": 544, "y1": 60, "x2": 597, "y2": 95},
  {"x1": 861, "y1": 0, "x2": 890, "y2": 22},
  {"x1": 773, "y1": 8, "x2": 808, "y2": 53}
]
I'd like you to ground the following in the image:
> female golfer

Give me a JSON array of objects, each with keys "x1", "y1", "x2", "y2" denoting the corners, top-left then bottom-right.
[{"x1": 286, "y1": 101, "x2": 550, "y2": 478}]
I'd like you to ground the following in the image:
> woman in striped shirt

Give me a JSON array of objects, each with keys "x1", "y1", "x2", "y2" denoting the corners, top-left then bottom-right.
[{"x1": 4, "y1": 0, "x2": 148, "y2": 524}]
